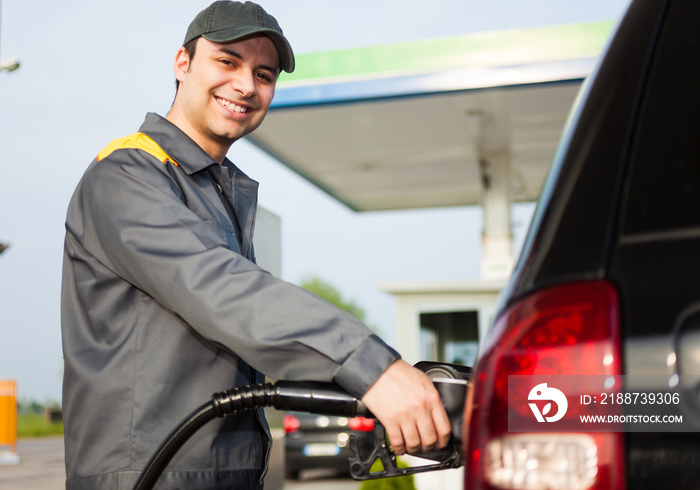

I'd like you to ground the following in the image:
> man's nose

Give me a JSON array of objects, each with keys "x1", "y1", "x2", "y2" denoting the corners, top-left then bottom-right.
[{"x1": 232, "y1": 70, "x2": 256, "y2": 98}]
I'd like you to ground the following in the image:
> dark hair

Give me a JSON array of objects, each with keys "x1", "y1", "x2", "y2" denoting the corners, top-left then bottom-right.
[{"x1": 174, "y1": 38, "x2": 199, "y2": 93}]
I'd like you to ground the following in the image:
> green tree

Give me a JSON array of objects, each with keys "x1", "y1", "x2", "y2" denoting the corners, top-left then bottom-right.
[{"x1": 299, "y1": 276, "x2": 369, "y2": 326}]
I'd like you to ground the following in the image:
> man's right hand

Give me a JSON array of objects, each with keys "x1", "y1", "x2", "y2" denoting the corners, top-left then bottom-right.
[{"x1": 360, "y1": 359, "x2": 452, "y2": 455}]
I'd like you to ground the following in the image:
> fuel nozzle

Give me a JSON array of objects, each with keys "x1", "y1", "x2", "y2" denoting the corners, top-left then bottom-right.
[{"x1": 348, "y1": 362, "x2": 471, "y2": 480}]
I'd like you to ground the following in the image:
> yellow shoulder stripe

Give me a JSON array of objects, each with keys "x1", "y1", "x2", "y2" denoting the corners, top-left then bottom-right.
[{"x1": 97, "y1": 132, "x2": 179, "y2": 166}]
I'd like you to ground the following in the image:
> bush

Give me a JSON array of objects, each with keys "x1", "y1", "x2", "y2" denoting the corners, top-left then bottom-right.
[
  {"x1": 17, "y1": 414, "x2": 64, "y2": 438},
  {"x1": 358, "y1": 458, "x2": 417, "y2": 490}
]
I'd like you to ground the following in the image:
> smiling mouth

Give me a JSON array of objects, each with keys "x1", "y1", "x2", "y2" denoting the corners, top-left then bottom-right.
[{"x1": 215, "y1": 96, "x2": 249, "y2": 114}]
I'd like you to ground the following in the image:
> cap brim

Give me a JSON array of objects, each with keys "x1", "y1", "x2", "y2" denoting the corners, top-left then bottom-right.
[{"x1": 200, "y1": 26, "x2": 295, "y2": 73}]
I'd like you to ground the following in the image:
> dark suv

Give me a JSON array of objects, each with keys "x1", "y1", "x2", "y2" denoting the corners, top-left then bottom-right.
[{"x1": 463, "y1": 0, "x2": 700, "y2": 488}]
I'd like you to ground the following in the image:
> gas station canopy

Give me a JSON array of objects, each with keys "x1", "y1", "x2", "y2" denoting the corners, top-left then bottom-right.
[{"x1": 247, "y1": 21, "x2": 614, "y2": 212}]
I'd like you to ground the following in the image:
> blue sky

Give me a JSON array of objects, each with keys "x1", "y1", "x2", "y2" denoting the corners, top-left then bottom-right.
[{"x1": 0, "y1": 0, "x2": 631, "y2": 402}]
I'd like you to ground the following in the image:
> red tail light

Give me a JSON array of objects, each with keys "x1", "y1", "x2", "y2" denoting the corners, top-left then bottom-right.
[
  {"x1": 283, "y1": 414, "x2": 301, "y2": 434},
  {"x1": 464, "y1": 280, "x2": 625, "y2": 489},
  {"x1": 348, "y1": 417, "x2": 375, "y2": 432}
]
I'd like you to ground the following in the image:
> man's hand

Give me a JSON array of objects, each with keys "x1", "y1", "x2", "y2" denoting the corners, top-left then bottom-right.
[{"x1": 361, "y1": 360, "x2": 452, "y2": 455}]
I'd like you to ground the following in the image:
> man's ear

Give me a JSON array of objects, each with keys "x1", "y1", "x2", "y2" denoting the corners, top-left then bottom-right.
[{"x1": 173, "y1": 46, "x2": 191, "y2": 84}]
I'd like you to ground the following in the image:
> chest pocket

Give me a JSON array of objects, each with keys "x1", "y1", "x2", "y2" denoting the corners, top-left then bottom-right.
[{"x1": 203, "y1": 218, "x2": 241, "y2": 253}]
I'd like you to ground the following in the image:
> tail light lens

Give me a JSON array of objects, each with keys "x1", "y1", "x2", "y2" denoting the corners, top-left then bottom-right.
[
  {"x1": 283, "y1": 414, "x2": 301, "y2": 434},
  {"x1": 464, "y1": 280, "x2": 625, "y2": 490},
  {"x1": 348, "y1": 416, "x2": 375, "y2": 432}
]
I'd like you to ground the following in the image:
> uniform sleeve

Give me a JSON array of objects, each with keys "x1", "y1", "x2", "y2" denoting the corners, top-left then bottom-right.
[{"x1": 65, "y1": 150, "x2": 399, "y2": 398}]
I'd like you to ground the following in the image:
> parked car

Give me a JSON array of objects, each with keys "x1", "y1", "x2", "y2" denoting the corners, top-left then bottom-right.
[
  {"x1": 283, "y1": 411, "x2": 375, "y2": 479},
  {"x1": 463, "y1": 0, "x2": 700, "y2": 488}
]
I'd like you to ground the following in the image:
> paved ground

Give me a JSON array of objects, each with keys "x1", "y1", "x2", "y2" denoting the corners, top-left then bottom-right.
[
  {"x1": 0, "y1": 438, "x2": 65, "y2": 490},
  {"x1": 0, "y1": 438, "x2": 360, "y2": 490},
  {"x1": 286, "y1": 470, "x2": 361, "y2": 490}
]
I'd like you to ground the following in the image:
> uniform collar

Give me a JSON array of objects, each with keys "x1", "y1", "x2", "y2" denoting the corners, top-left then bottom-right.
[{"x1": 138, "y1": 112, "x2": 223, "y2": 175}]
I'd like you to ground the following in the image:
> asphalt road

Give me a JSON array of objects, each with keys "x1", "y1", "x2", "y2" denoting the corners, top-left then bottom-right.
[
  {"x1": 0, "y1": 438, "x2": 360, "y2": 490},
  {"x1": 286, "y1": 470, "x2": 361, "y2": 490},
  {"x1": 0, "y1": 438, "x2": 65, "y2": 490}
]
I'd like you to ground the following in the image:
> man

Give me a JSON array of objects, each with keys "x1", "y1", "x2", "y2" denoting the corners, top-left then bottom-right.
[{"x1": 61, "y1": 2, "x2": 450, "y2": 489}]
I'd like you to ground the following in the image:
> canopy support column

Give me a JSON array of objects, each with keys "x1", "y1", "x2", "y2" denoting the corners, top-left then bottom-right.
[
  {"x1": 479, "y1": 150, "x2": 514, "y2": 280},
  {"x1": 474, "y1": 94, "x2": 514, "y2": 281}
]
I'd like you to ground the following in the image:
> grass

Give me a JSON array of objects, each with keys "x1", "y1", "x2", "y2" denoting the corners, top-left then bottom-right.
[{"x1": 17, "y1": 413, "x2": 64, "y2": 438}]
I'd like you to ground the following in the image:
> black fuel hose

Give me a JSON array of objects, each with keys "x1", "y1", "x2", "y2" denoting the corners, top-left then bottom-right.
[{"x1": 133, "y1": 381, "x2": 369, "y2": 490}]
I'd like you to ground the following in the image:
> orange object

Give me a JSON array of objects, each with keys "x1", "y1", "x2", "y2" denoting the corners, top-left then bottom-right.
[{"x1": 0, "y1": 379, "x2": 17, "y2": 453}]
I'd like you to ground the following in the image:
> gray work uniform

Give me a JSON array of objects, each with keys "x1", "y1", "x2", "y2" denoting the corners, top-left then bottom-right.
[{"x1": 61, "y1": 113, "x2": 399, "y2": 489}]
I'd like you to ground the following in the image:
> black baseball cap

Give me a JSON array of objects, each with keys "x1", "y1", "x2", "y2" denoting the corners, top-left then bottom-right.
[{"x1": 183, "y1": 1, "x2": 295, "y2": 73}]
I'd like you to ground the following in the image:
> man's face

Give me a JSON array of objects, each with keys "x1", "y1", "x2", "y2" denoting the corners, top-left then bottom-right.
[{"x1": 170, "y1": 35, "x2": 279, "y2": 159}]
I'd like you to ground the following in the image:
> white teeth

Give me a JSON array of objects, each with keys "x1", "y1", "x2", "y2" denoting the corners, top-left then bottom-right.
[{"x1": 217, "y1": 97, "x2": 247, "y2": 113}]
